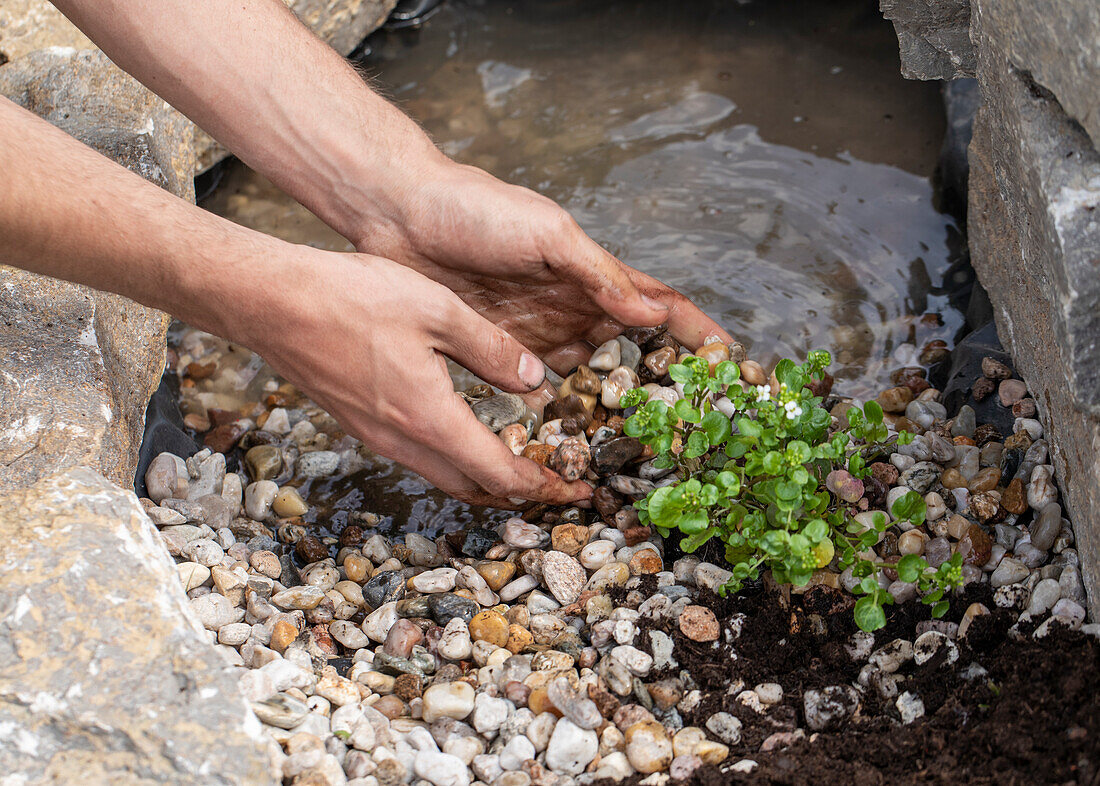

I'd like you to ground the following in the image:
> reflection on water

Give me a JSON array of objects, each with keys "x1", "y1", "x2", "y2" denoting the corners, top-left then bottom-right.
[{"x1": 199, "y1": 0, "x2": 962, "y2": 534}]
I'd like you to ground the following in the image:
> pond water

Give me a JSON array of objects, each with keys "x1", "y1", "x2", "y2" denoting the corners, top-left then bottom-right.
[{"x1": 196, "y1": 0, "x2": 965, "y2": 535}]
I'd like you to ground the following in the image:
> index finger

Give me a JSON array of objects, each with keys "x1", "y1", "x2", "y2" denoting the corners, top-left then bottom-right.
[{"x1": 625, "y1": 267, "x2": 733, "y2": 349}]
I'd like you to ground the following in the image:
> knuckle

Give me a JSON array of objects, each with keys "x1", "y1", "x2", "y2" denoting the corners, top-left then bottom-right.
[{"x1": 482, "y1": 329, "x2": 513, "y2": 372}]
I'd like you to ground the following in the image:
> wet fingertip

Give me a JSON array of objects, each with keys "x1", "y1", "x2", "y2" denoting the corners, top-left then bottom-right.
[{"x1": 640, "y1": 294, "x2": 671, "y2": 313}]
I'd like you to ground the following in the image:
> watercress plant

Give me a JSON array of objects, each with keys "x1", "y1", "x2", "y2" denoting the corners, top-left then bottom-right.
[{"x1": 620, "y1": 351, "x2": 963, "y2": 632}]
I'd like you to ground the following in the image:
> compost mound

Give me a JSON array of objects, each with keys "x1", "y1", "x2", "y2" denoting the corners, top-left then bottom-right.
[{"x1": 627, "y1": 582, "x2": 1099, "y2": 785}]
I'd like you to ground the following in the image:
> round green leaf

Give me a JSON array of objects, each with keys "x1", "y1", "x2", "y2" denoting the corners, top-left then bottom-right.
[{"x1": 854, "y1": 595, "x2": 887, "y2": 632}]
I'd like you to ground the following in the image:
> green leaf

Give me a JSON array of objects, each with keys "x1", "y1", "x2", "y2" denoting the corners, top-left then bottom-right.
[
  {"x1": 736, "y1": 417, "x2": 763, "y2": 439},
  {"x1": 854, "y1": 595, "x2": 887, "y2": 632},
  {"x1": 859, "y1": 575, "x2": 880, "y2": 595},
  {"x1": 775, "y1": 480, "x2": 801, "y2": 501},
  {"x1": 622, "y1": 416, "x2": 645, "y2": 438},
  {"x1": 890, "y1": 490, "x2": 927, "y2": 525},
  {"x1": 684, "y1": 429, "x2": 710, "y2": 458},
  {"x1": 896, "y1": 554, "x2": 926, "y2": 583},
  {"x1": 714, "y1": 361, "x2": 740, "y2": 385},
  {"x1": 646, "y1": 486, "x2": 677, "y2": 525},
  {"x1": 334, "y1": 730, "x2": 351, "y2": 741},
  {"x1": 803, "y1": 518, "x2": 828, "y2": 543},
  {"x1": 863, "y1": 400, "x2": 884, "y2": 425},
  {"x1": 931, "y1": 600, "x2": 950, "y2": 619},
  {"x1": 674, "y1": 399, "x2": 702, "y2": 424},
  {"x1": 678, "y1": 509, "x2": 709, "y2": 534},
  {"x1": 762, "y1": 451, "x2": 784, "y2": 475},
  {"x1": 681, "y1": 528, "x2": 715, "y2": 554},
  {"x1": 785, "y1": 440, "x2": 812, "y2": 464},
  {"x1": 897, "y1": 430, "x2": 915, "y2": 446},
  {"x1": 715, "y1": 471, "x2": 741, "y2": 494},
  {"x1": 773, "y1": 358, "x2": 796, "y2": 389},
  {"x1": 701, "y1": 410, "x2": 733, "y2": 445},
  {"x1": 668, "y1": 364, "x2": 692, "y2": 384}
]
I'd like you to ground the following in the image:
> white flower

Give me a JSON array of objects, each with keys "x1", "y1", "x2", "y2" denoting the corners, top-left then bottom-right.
[
  {"x1": 753, "y1": 384, "x2": 772, "y2": 402},
  {"x1": 784, "y1": 402, "x2": 803, "y2": 420}
]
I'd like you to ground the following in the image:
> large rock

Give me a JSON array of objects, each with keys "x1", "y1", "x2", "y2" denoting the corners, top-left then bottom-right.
[
  {"x1": 0, "y1": 0, "x2": 94, "y2": 61},
  {"x1": 968, "y1": 15, "x2": 1100, "y2": 615},
  {"x1": 974, "y1": 0, "x2": 1100, "y2": 147},
  {"x1": 879, "y1": 0, "x2": 975, "y2": 80},
  {"x1": 0, "y1": 468, "x2": 279, "y2": 784},
  {"x1": 0, "y1": 46, "x2": 189, "y2": 492}
]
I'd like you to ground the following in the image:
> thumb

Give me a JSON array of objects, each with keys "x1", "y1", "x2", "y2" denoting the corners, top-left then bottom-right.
[{"x1": 432, "y1": 297, "x2": 546, "y2": 393}]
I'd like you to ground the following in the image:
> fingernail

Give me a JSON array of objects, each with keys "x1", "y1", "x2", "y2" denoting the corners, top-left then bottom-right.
[
  {"x1": 641, "y1": 294, "x2": 670, "y2": 312},
  {"x1": 518, "y1": 353, "x2": 545, "y2": 389}
]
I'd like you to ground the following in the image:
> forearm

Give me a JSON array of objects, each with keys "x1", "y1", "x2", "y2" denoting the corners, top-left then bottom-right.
[
  {"x1": 50, "y1": 0, "x2": 443, "y2": 246},
  {"x1": 0, "y1": 96, "x2": 285, "y2": 346}
]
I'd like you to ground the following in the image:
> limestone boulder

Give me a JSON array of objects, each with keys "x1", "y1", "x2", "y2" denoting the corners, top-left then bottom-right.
[
  {"x1": 0, "y1": 468, "x2": 279, "y2": 784},
  {"x1": 974, "y1": 0, "x2": 1100, "y2": 147},
  {"x1": 879, "y1": 0, "x2": 975, "y2": 80},
  {"x1": 968, "y1": 12, "x2": 1100, "y2": 615}
]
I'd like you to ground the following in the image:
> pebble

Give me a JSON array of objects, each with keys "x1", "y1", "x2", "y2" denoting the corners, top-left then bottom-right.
[
  {"x1": 297, "y1": 450, "x2": 340, "y2": 478},
  {"x1": 625, "y1": 720, "x2": 673, "y2": 773},
  {"x1": 502, "y1": 519, "x2": 547, "y2": 549},
  {"x1": 414, "y1": 751, "x2": 471, "y2": 786},
  {"x1": 991, "y1": 557, "x2": 1031, "y2": 588},
  {"x1": 677, "y1": 605, "x2": 718, "y2": 641},
  {"x1": 589, "y1": 340, "x2": 622, "y2": 372},
  {"x1": 704, "y1": 712, "x2": 742, "y2": 745},
  {"x1": 896, "y1": 691, "x2": 925, "y2": 724},
  {"x1": 272, "y1": 486, "x2": 308, "y2": 517},
  {"x1": 472, "y1": 394, "x2": 526, "y2": 432},
  {"x1": 1028, "y1": 466, "x2": 1058, "y2": 509},
  {"x1": 803, "y1": 685, "x2": 859, "y2": 731},
  {"x1": 422, "y1": 682, "x2": 476, "y2": 724},
  {"x1": 545, "y1": 718, "x2": 599, "y2": 774},
  {"x1": 998, "y1": 379, "x2": 1027, "y2": 407},
  {"x1": 542, "y1": 551, "x2": 586, "y2": 605}
]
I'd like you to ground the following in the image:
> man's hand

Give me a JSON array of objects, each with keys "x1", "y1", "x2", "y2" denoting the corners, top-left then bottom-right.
[
  {"x1": 245, "y1": 250, "x2": 595, "y2": 507},
  {"x1": 354, "y1": 162, "x2": 732, "y2": 376},
  {"x1": 45, "y1": 0, "x2": 733, "y2": 503}
]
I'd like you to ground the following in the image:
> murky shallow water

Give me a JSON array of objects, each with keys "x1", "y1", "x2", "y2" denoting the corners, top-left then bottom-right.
[{"x1": 196, "y1": 0, "x2": 963, "y2": 535}]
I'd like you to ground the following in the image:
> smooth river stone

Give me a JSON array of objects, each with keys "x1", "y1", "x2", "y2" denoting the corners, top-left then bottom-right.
[
  {"x1": 410, "y1": 567, "x2": 458, "y2": 594},
  {"x1": 245, "y1": 444, "x2": 282, "y2": 481},
  {"x1": 616, "y1": 336, "x2": 642, "y2": 371},
  {"x1": 589, "y1": 340, "x2": 622, "y2": 371},
  {"x1": 607, "y1": 475, "x2": 656, "y2": 498},
  {"x1": 383, "y1": 618, "x2": 424, "y2": 658},
  {"x1": 502, "y1": 518, "x2": 547, "y2": 549},
  {"x1": 364, "y1": 570, "x2": 406, "y2": 608},
  {"x1": 429, "y1": 594, "x2": 480, "y2": 626},
  {"x1": 549, "y1": 438, "x2": 591, "y2": 482},
  {"x1": 591, "y1": 437, "x2": 644, "y2": 476},
  {"x1": 475, "y1": 561, "x2": 516, "y2": 592},
  {"x1": 542, "y1": 551, "x2": 586, "y2": 605},
  {"x1": 472, "y1": 394, "x2": 526, "y2": 432},
  {"x1": 1030, "y1": 503, "x2": 1063, "y2": 551}
]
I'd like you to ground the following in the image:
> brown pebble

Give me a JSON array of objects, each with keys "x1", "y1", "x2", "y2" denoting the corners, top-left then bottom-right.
[
  {"x1": 981, "y1": 357, "x2": 1013, "y2": 380},
  {"x1": 204, "y1": 422, "x2": 246, "y2": 453},
  {"x1": 506, "y1": 624, "x2": 534, "y2": 654},
  {"x1": 571, "y1": 365, "x2": 602, "y2": 396},
  {"x1": 959, "y1": 523, "x2": 993, "y2": 565},
  {"x1": 344, "y1": 553, "x2": 371, "y2": 584},
  {"x1": 477, "y1": 561, "x2": 516, "y2": 592},
  {"x1": 505, "y1": 680, "x2": 532, "y2": 706},
  {"x1": 644, "y1": 346, "x2": 677, "y2": 377},
  {"x1": 522, "y1": 443, "x2": 555, "y2": 466},
  {"x1": 629, "y1": 550, "x2": 662, "y2": 575},
  {"x1": 383, "y1": 619, "x2": 423, "y2": 658},
  {"x1": 919, "y1": 340, "x2": 950, "y2": 365},
  {"x1": 623, "y1": 525, "x2": 652, "y2": 547},
  {"x1": 551, "y1": 523, "x2": 589, "y2": 556},
  {"x1": 528, "y1": 687, "x2": 560, "y2": 716},
  {"x1": 372, "y1": 695, "x2": 407, "y2": 719},
  {"x1": 695, "y1": 342, "x2": 730, "y2": 373},
  {"x1": 998, "y1": 379, "x2": 1028, "y2": 407},
  {"x1": 953, "y1": 435, "x2": 976, "y2": 446},
  {"x1": 183, "y1": 412, "x2": 211, "y2": 432},
  {"x1": 1012, "y1": 398, "x2": 1037, "y2": 418},
  {"x1": 593, "y1": 486, "x2": 624, "y2": 520},
  {"x1": 393, "y1": 673, "x2": 423, "y2": 701},
  {"x1": 877, "y1": 386, "x2": 913, "y2": 413},
  {"x1": 296, "y1": 535, "x2": 329, "y2": 564},
  {"x1": 870, "y1": 462, "x2": 899, "y2": 486},
  {"x1": 940, "y1": 468, "x2": 967, "y2": 489},
  {"x1": 968, "y1": 467, "x2": 1001, "y2": 492},
  {"x1": 469, "y1": 610, "x2": 509, "y2": 647},
  {"x1": 270, "y1": 619, "x2": 299, "y2": 653},
  {"x1": 972, "y1": 376, "x2": 996, "y2": 402},
  {"x1": 679, "y1": 605, "x2": 719, "y2": 641},
  {"x1": 1002, "y1": 478, "x2": 1028, "y2": 515},
  {"x1": 739, "y1": 360, "x2": 766, "y2": 386},
  {"x1": 968, "y1": 492, "x2": 1001, "y2": 524},
  {"x1": 1004, "y1": 431, "x2": 1033, "y2": 452},
  {"x1": 588, "y1": 683, "x2": 621, "y2": 718}
]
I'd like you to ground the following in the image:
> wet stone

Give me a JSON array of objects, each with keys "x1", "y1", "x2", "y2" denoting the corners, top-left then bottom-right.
[
  {"x1": 430, "y1": 594, "x2": 480, "y2": 626},
  {"x1": 548, "y1": 438, "x2": 591, "y2": 482},
  {"x1": 951, "y1": 406, "x2": 976, "y2": 438},
  {"x1": 245, "y1": 444, "x2": 283, "y2": 481},
  {"x1": 900, "y1": 462, "x2": 940, "y2": 494},
  {"x1": 472, "y1": 394, "x2": 527, "y2": 432},
  {"x1": 1030, "y1": 503, "x2": 1062, "y2": 551},
  {"x1": 591, "y1": 437, "x2": 644, "y2": 476},
  {"x1": 364, "y1": 570, "x2": 406, "y2": 608},
  {"x1": 608, "y1": 476, "x2": 656, "y2": 498}
]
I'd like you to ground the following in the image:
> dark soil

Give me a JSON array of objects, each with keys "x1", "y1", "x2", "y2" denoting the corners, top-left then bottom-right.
[{"x1": 629, "y1": 581, "x2": 1100, "y2": 786}]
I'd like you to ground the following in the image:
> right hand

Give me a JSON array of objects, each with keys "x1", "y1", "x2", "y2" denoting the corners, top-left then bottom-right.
[{"x1": 236, "y1": 248, "x2": 594, "y2": 507}]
